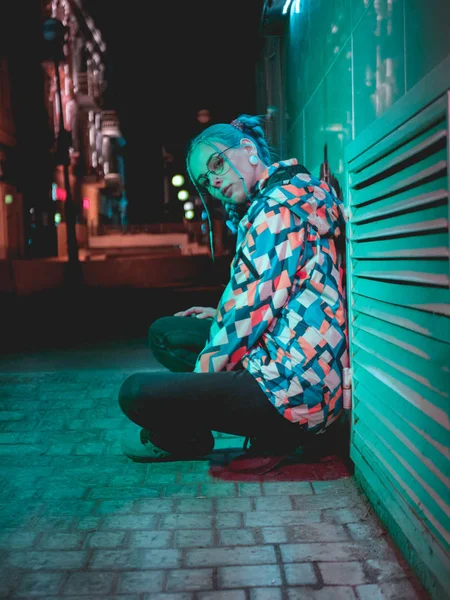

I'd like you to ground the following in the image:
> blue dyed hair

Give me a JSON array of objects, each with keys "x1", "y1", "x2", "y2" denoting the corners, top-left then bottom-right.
[{"x1": 186, "y1": 114, "x2": 274, "y2": 167}]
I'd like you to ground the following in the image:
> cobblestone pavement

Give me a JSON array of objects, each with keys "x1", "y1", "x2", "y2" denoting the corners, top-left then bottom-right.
[{"x1": 0, "y1": 340, "x2": 429, "y2": 599}]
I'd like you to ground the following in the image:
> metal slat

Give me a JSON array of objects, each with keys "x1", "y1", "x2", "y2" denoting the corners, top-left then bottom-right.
[
  {"x1": 350, "y1": 204, "x2": 448, "y2": 241},
  {"x1": 352, "y1": 365, "x2": 448, "y2": 445},
  {"x1": 351, "y1": 150, "x2": 447, "y2": 207},
  {"x1": 353, "y1": 330, "x2": 449, "y2": 398},
  {"x1": 353, "y1": 426, "x2": 450, "y2": 549},
  {"x1": 352, "y1": 177, "x2": 448, "y2": 224},
  {"x1": 352, "y1": 258, "x2": 449, "y2": 287},
  {"x1": 353, "y1": 382, "x2": 450, "y2": 482},
  {"x1": 353, "y1": 295, "x2": 450, "y2": 343},
  {"x1": 350, "y1": 122, "x2": 447, "y2": 189},
  {"x1": 353, "y1": 312, "x2": 449, "y2": 367},
  {"x1": 351, "y1": 442, "x2": 450, "y2": 600},
  {"x1": 353, "y1": 402, "x2": 450, "y2": 512},
  {"x1": 351, "y1": 233, "x2": 449, "y2": 259},
  {"x1": 348, "y1": 95, "x2": 448, "y2": 173},
  {"x1": 353, "y1": 279, "x2": 450, "y2": 315}
]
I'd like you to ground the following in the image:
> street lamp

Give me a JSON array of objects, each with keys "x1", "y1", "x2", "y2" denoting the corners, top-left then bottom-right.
[{"x1": 42, "y1": 17, "x2": 82, "y2": 286}]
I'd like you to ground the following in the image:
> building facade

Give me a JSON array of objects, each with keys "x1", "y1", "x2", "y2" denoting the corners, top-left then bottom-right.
[
  {"x1": 43, "y1": 0, "x2": 128, "y2": 256},
  {"x1": 0, "y1": 57, "x2": 23, "y2": 260}
]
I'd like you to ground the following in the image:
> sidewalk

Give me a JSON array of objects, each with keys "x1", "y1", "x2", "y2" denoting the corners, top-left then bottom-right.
[{"x1": 0, "y1": 337, "x2": 429, "y2": 599}]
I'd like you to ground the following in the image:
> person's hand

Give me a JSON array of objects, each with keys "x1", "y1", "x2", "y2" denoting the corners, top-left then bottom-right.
[{"x1": 174, "y1": 306, "x2": 217, "y2": 319}]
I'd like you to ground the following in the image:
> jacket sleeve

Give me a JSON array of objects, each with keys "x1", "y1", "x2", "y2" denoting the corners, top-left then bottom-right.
[{"x1": 194, "y1": 202, "x2": 308, "y2": 373}]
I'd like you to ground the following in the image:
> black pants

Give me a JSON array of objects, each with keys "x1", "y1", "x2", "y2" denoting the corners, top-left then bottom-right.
[{"x1": 118, "y1": 316, "x2": 306, "y2": 454}]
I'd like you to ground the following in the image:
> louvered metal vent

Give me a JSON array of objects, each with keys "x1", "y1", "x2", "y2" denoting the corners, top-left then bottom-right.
[{"x1": 346, "y1": 92, "x2": 450, "y2": 597}]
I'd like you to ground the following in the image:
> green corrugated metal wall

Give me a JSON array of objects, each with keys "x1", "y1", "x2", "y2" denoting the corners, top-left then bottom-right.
[{"x1": 345, "y1": 63, "x2": 450, "y2": 599}]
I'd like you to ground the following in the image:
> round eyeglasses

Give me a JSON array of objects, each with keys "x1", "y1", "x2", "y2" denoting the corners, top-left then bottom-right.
[{"x1": 196, "y1": 143, "x2": 240, "y2": 191}]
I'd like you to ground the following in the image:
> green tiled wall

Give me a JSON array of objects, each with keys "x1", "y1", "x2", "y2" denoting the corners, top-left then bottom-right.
[{"x1": 282, "y1": 0, "x2": 450, "y2": 190}]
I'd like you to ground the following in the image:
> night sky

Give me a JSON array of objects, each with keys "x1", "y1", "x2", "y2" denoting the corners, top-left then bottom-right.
[{"x1": 84, "y1": 0, "x2": 265, "y2": 222}]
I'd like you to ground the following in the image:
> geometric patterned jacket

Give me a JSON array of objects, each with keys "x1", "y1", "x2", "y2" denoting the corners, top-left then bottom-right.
[{"x1": 194, "y1": 159, "x2": 349, "y2": 432}]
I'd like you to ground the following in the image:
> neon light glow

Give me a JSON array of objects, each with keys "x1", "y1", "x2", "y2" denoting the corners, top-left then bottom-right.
[
  {"x1": 171, "y1": 174, "x2": 185, "y2": 187},
  {"x1": 183, "y1": 201, "x2": 194, "y2": 211},
  {"x1": 83, "y1": 198, "x2": 90, "y2": 209},
  {"x1": 4, "y1": 194, "x2": 13, "y2": 205},
  {"x1": 185, "y1": 209, "x2": 195, "y2": 220},
  {"x1": 177, "y1": 190, "x2": 189, "y2": 201},
  {"x1": 52, "y1": 185, "x2": 67, "y2": 202},
  {"x1": 54, "y1": 212, "x2": 61, "y2": 224},
  {"x1": 294, "y1": 0, "x2": 301, "y2": 13},
  {"x1": 282, "y1": 0, "x2": 293, "y2": 14}
]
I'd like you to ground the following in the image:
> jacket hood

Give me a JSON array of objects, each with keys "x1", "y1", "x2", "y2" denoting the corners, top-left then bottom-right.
[{"x1": 251, "y1": 159, "x2": 346, "y2": 239}]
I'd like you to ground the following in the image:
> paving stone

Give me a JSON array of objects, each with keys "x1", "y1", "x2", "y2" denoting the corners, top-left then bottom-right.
[
  {"x1": 118, "y1": 570, "x2": 165, "y2": 593},
  {"x1": 287, "y1": 587, "x2": 356, "y2": 599},
  {"x1": 356, "y1": 581, "x2": 425, "y2": 599},
  {"x1": 250, "y1": 589, "x2": 283, "y2": 600},
  {"x1": 74, "y1": 516, "x2": 102, "y2": 531},
  {"x1": 15, "y1": 571, "x2": 65, "y2": 596},
  {"x1": 102, "y1": 514, "x2": 157, "y2": 530},
  {"x1": 262, "y1": 482, "x2": 313, "y2": 495},
  {"x1": 142, "y1": 594, "x2": 193, "y2": 600},
  {"x1": 0, "y1": 530, "x2": 37, "y2": 549},
  {"x1": 281, "y1": 541, "x2": 395, "y2": 563},
  {"x1": 140, "y1": 548, "x2": 182, "y2": 569},
  {"x1": 245, "y1": 510, "x2": 322, "y2": 527},
  {"x1": 365, "y1": 559, "x2": 412, "y2": 582},
  {"x1": 185, "y1": 546, "x2": 276, "y2": 567},
  {"x1": 175, "y1": 529, "x2": 213, "y2": 548},
  {"x1": 237, "y1": 483, "x2": 262, "y2": 496},
  {"x1": 95, "y1": 500, "x2": 136, "y2": 515},
  {"x1": 311, "y1": 480, "x2": 354, "y2": 494},
  {"x1": 6, "y1": 550, "x2": 86, "y2": 570},
  {"x1": 322, "y1": 507, "x2": 367, "y2": 524},
  {"x1": 179, "y1": 472, "x2": 215, "y2": 483},
  {"x1": 346, "y1": 522, "x2": 387, "y2": 541},
  {"x1": 216, "y1": 497, "x2": 252, "y2": 512},
  {"x1": 284, "y1": 562, "x2": 317, "y2": 585},
  {"x1": 215, "y1": 513, "x2": 242, "y2": 528},
  {"x1": 89, "y1": 549, "x2": 141, "y2": 570},
  {"x1": 63, "y1": 571, "x2": 116, "y2": 595},
  {"x1": 137, "y1": 498, "x2": 175, "y2": 513},
  {"x1": 288, "y1": 524, "x2": 350, "y2": 543},
  {"x1": 38, "y1": 532, "x2": 85, "y2": 550},
  {"x1": 86, "y1": 531, "x2": 127, "y2": 548},
  {"x1": 319, "y1": 560, "x2": 368, "y2": 585},
  {"x1": 199, "y1": 592, "x2": 246, "y2": 600},
  {"x1": 130, "y1": 530, "x2": 173, "y2": 548},
  {"x1": 176, "y1": 498, "x2": 214, "y2": 512},
  {"x1": 166, "y1": 568, "x2": 213, "y2": 591},
  {"x1": 199, "y1": 483, "x2": 237, "y2": 497},
  {"x1": 160, "y1": 513, "x2": 214, "y2": 529},
  {"x1": 255, "y1": 496, "x2": 292, "y2": 511},
  {"x1": 218, "y1": 564, "x2": 282, "y2": 588},
  {"x1": 164, "y1": 485, "x2": 199, "y2": 498},
  {"x1": 291, "y1": 494, "x2": 353, "y2": 510},
  {"x1": 261, "y1": 526, "x2": 288, "y2": 544},
  {"x1": 218, "y1": 528, "x2": 256, "y2": 546},
  {"x1": 89, "y1": 486, "x2": 161, "y2": 499}
]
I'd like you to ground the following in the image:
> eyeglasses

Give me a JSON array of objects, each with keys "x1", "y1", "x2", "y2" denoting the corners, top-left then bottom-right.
[{"x1": 196, "y1": 143, "x2": 240, "y2": 191}]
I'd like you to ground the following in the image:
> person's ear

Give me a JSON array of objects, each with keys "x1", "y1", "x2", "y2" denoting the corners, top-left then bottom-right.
[{"x1": 240, "y1": 137, "x2": 257, "y2": 158}]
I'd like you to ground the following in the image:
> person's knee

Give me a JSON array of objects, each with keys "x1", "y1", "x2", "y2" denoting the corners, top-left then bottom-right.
[
  {"x1": 148, "y1": 316, "x2": 173, "y2": 350},
  {"x1": 118, "y1": 373, "x2": 141, "y2": 417}
]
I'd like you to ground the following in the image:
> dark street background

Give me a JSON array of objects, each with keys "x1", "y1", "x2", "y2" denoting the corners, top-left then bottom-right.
[{"x1": 83, "y1": 0, "x2": 265, "y2": 223}]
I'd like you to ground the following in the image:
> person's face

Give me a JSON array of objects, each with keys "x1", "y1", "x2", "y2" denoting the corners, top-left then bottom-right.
[{"x1": 188, "y1": 139, "x2": 262, "y2": 205}]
